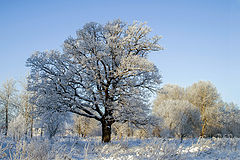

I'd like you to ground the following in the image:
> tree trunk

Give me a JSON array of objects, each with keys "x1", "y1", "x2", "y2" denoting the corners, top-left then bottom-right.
[
  {"x1": 201, "y1": 118, "x2": 207, "y2": 137},
  {"x1": 102, "y1": 121, "x2": 112, "y2": 143},
  {"x1": 30, "y1": 116, "x2": 33, "y2": 138},
  {"x1": 5, "y1": 103, "x2": 8, "y2": 136},
  {"x1": 200, "y1": 105, "x2": 206, "y2": 137}
]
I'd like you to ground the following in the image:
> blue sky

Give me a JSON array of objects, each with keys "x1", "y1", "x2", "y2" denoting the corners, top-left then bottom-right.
[{"x1": 0, "y1": 0, "x2": 239, "y2": 105}]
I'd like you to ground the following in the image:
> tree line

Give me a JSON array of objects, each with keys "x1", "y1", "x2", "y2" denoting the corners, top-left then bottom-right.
[{"x1": 153, "y1": 81, "x2": 240, "y2": 139}]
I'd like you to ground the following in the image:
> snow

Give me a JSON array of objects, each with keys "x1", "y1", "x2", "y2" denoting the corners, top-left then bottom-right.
[{"x1": 1, "y1": 136, "x2": 240, "y2": 159}]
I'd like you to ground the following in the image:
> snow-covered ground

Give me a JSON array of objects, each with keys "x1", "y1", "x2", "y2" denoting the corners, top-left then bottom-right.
[{"x1": 1, "y1": 136, "x2": 240, "y2": 159}]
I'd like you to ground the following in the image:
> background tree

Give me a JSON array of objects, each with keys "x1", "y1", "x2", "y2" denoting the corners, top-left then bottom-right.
[
  {"x1": 186, "y1": 81, "x2": 221, "y2": 137},
  {"x1": 153, "y1": 99, "x2": 201, "y2": 138},
  {"x1": 26, "y1": 20, "x2": 163, "y2": 142},
  {"x1": 8, "y1": 113, "x2": 26, "y2": 140},
  {"x1": 153, "y1": 84, "x2": 185, "y2": 113},
  {"x1": 219, "y1": 102, "x2": 240, "y2": 137},
  {"x1": 112, "y1": 122, "x2": 133, "y2": 140},
  {"x1": 0, "y1": 79, "x2": 19, "y2": 135},
  {"x1": 19, "y1": 79, "x2": 35, "y2": 138},
  {"x1": 40, "y1": 110, "x2": 67, "y2": 139},
  {"x1": 153, "y1": 82, "x2": 226, "y2": 138},
  {"x1": 73, "y1": 114, "x2": 99, "y2": 137}
]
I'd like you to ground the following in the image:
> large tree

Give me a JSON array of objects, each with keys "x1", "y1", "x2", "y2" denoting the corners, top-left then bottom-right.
[{"x1": 26, "y1": 20, "x2": 162, "y2": 142}]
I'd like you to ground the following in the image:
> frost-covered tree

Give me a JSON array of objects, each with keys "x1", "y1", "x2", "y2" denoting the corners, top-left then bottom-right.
[
  {"x1": 133, "y1": 128, "x2": 149, "y2": 139},
  {"x1": 0, "y1": 79, "x2": 19, "y2": 135},
  {"x1": 153, "y1": 100, "x2": 201, "y2": 138},
  {"x1": 153, "y1": 81, "x2": 236, "y2": 138},
  {"x1": 153, "y1": 84, "x2": 185, "y2": 113},
  {"x1": 8, "y1": 113, "x2": 26, "y2": 140},
  {"x1": 40, "y1": 110, "x2": 67, "y2": 139},
  {"x1": 218, "y1": 102, "x2": 240, "y2": 137},
  {"x1": 112, "y1": 122, "x2": 133, "y2": 139},
  {"x1": 26, "y1": 20, "x2": 162, "y2": 142},
  {"x1": 186, "y1": 81, "x2": 221, "y2": 137},
  {"x1": 19, "y1": 79, "x2": 35, "y2": 138}
]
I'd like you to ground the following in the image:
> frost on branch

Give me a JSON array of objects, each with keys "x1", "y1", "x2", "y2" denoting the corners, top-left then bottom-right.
[{"x1": 116, "y1": 55, "x2": 154, "y2": 77}]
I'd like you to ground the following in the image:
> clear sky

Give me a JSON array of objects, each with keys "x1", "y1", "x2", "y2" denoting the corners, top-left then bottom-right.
[{"x1": 0, "y1": 0, "x2": 239, "y2": 105}]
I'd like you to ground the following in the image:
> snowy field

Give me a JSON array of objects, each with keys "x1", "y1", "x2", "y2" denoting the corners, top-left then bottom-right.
[{"x1": 1, "y1": 136, "x2": 240, "y2": 160}]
